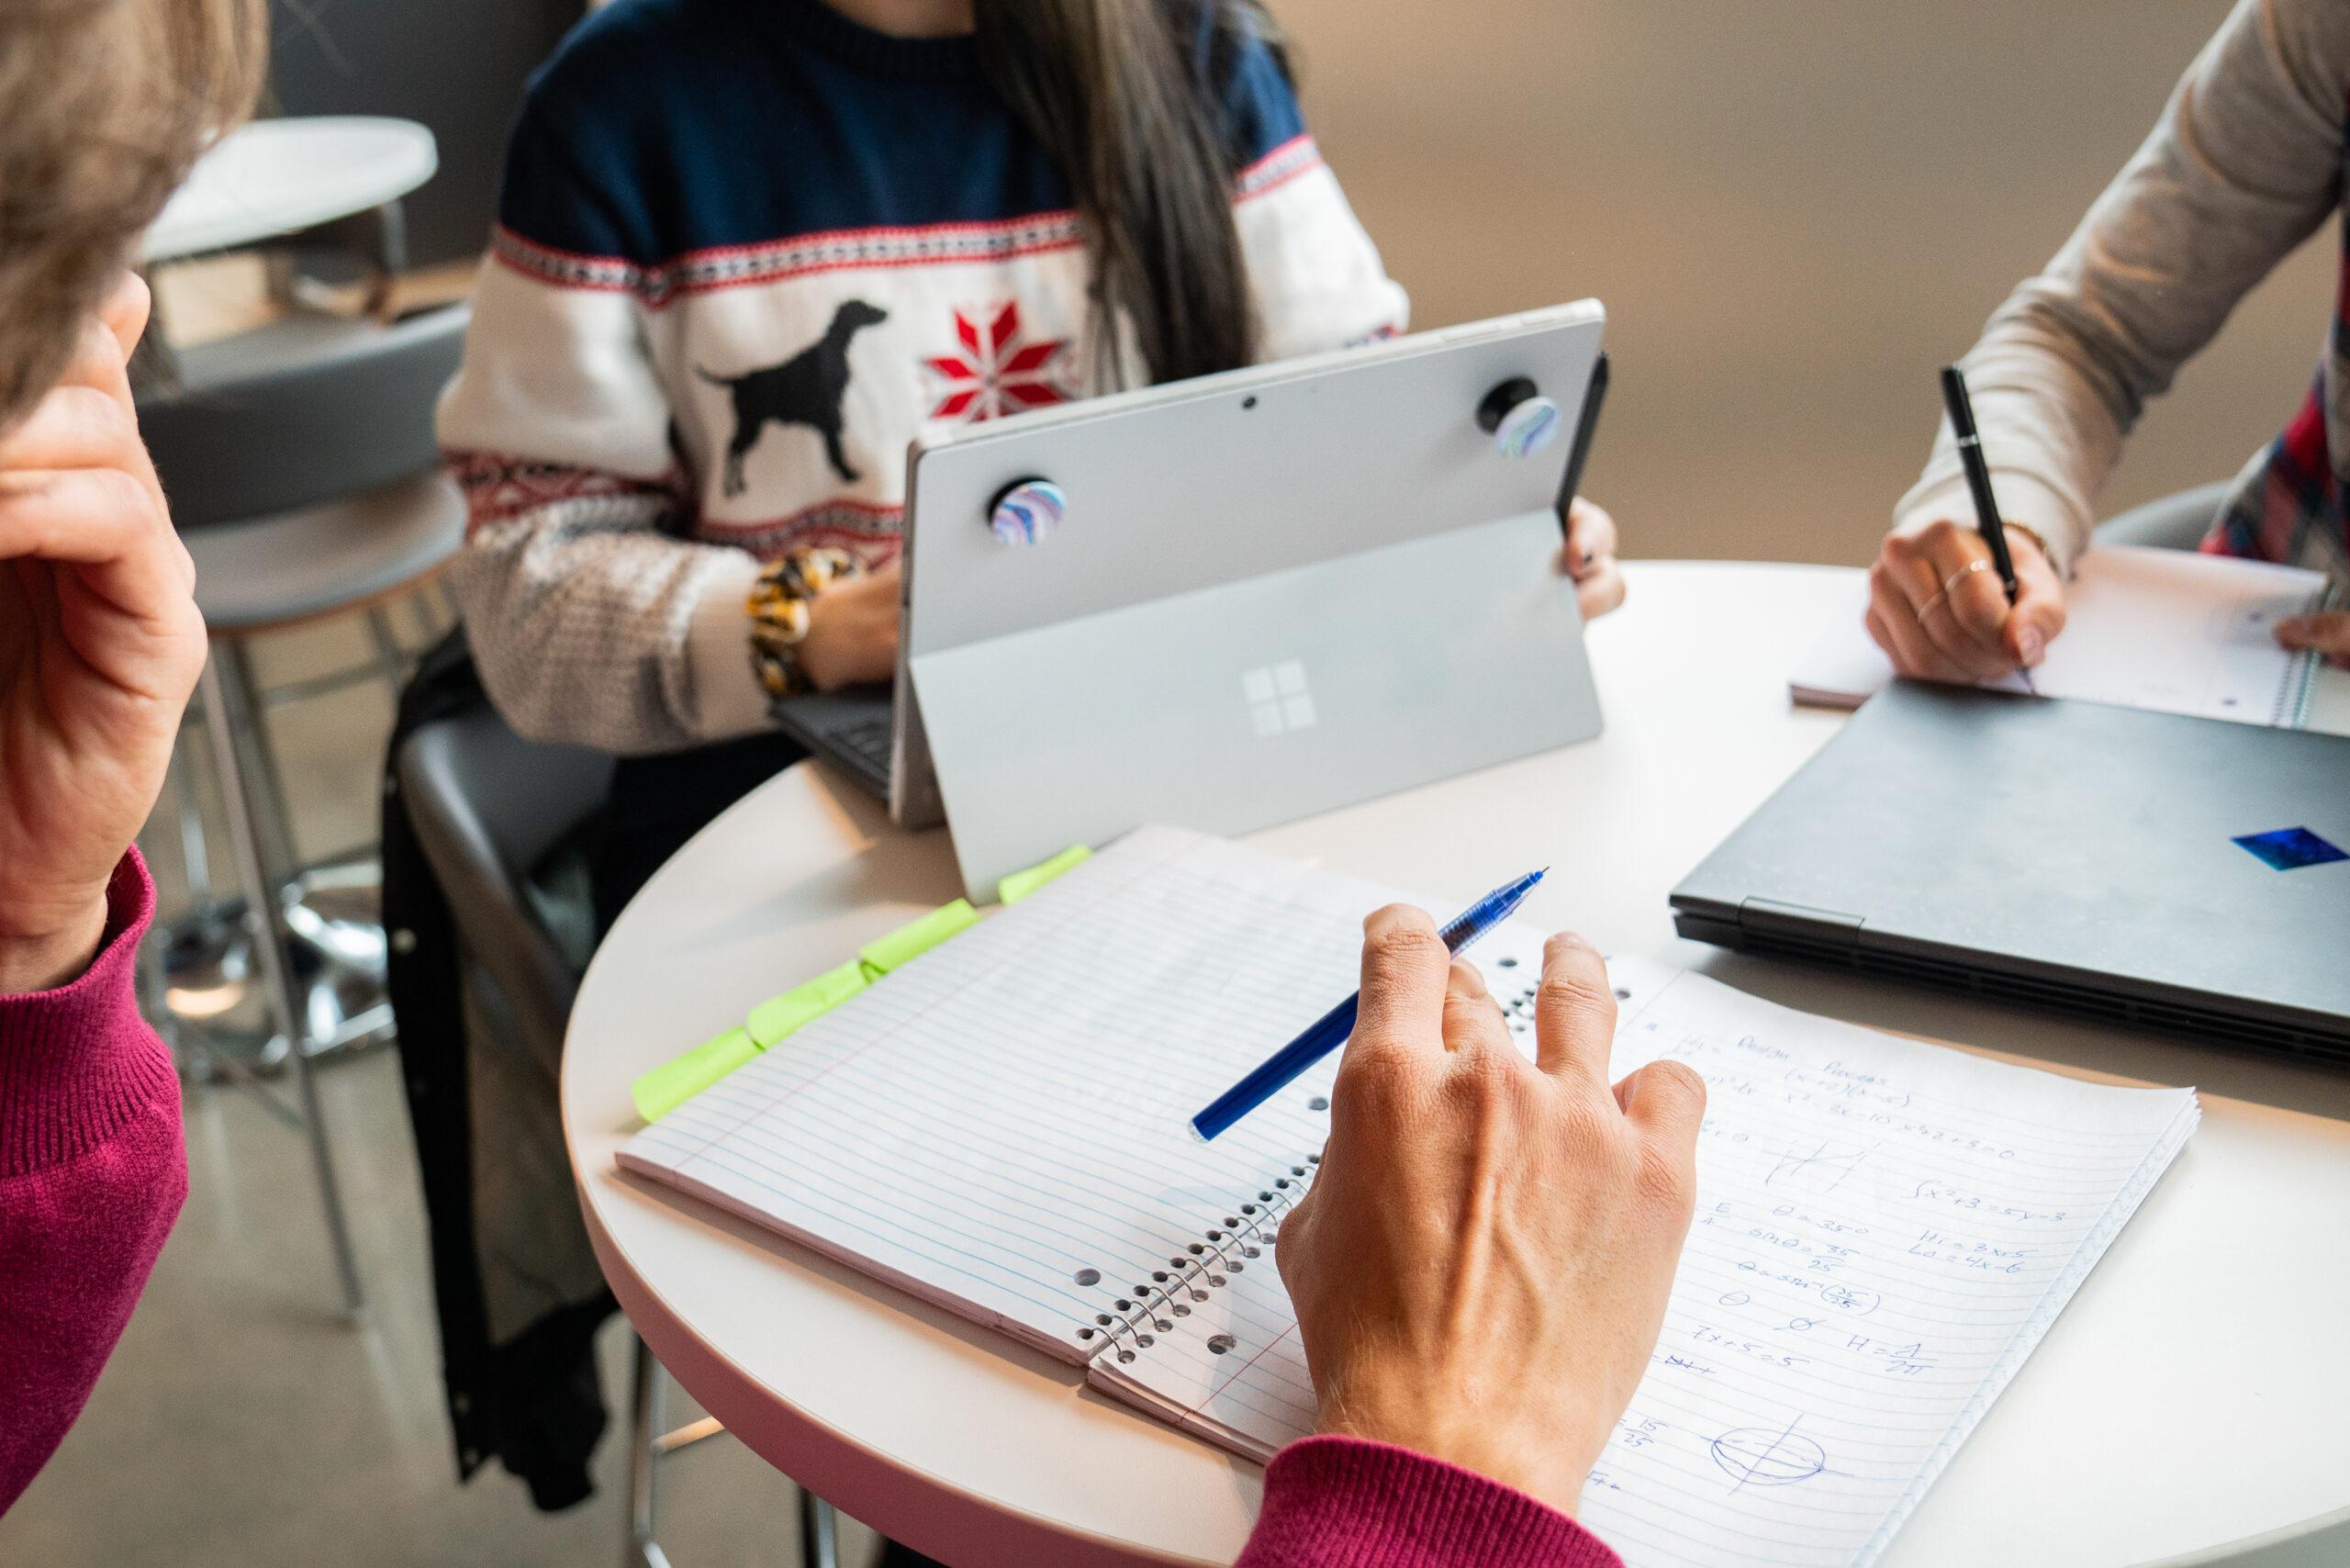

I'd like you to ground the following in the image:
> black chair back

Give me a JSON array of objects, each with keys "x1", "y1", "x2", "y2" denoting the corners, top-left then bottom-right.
[{"x1": 397, "y1": 704, "x2": 614, "y2": 1073}]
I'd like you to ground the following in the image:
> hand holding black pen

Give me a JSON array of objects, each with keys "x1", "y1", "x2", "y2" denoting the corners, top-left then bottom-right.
[
  {"x1": 1862, "y1": 370, "x2": 2070, "y2": 686},
  {"x1": 1938, "y1": 367, "x2": 2022, "y2": 605},
  {"x1": 1937, "y1": 366, "x2": 2034, "y2": 692}
]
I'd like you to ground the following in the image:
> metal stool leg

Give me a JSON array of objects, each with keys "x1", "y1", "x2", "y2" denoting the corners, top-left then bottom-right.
[
  {"x1": 213, "y1": 633, "x2": 397, "y2": 1063},
  {"x1": 364, "y1": 605, "x2": 410, "y2": 691},
  {"x1": 152, "y1": 708, "x2": 278, "y2": 1071},
  {"x1": 221, "y1": 638, "x2": 302, "y2": 883},
  {"x1": 169, "y1": 720, "x2": 215, "y2": 907},
  {"x1": 134, "y1": 914, "x2": 189, "y2": 1074},
  {"x1": 628, "y1": 1334, "x2": 672, "y2": 1568},
  {"x1": 200, "y1": 649, "x2": 365, "y2": 1317},
  {"x1": 405, "y1": 585, "x2": 446, "y2": 645},
  {"x1": 627, "y1": 1335, "x2": 744, "y2": 1568},
  {"x1": 800, "y1": 1491, "x2": 840, "y2": 1568}
]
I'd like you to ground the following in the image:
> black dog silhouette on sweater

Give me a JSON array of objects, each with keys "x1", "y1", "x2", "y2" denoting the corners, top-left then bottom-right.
[{"x1": 698, "y1": 298, "x2": 889, "y2": 496}]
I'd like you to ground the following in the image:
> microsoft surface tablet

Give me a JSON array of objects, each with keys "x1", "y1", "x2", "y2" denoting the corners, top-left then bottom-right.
[{"x1": 900, "y1": 302, "x2": 1610, "y2": 899}]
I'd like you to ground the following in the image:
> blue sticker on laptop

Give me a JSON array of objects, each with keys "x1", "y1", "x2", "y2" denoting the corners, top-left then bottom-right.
[{"x1": 2232, "y1": 826, "x2": 2348, "y2": 871}]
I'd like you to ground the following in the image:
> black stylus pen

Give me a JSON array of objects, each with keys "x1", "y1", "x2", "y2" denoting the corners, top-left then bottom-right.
[
  {"x1": 1938, "y1": 365, "x2": 2020, "y2": 603},
  {"x1": 1938, "y1": 364, "x2": 2037, "y2": 693}
]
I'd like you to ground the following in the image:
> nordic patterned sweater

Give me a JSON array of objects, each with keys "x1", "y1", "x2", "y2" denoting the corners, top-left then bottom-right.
[{"x1": 438, "y1": 0, "x2": 1409, "y2": 755}]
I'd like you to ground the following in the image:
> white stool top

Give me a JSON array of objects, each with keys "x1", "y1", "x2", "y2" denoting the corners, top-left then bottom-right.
[
  {"x1": 565, "y1": 561, "x2": 2350, "y2": 1567},
  {"x1": 141, "y1": 117, "x2": 438, "y2": 263}
]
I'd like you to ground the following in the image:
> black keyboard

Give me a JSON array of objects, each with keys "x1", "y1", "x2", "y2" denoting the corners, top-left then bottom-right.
[{"x1": 830, "y1": 715, "x2": 894, "y2": 778}]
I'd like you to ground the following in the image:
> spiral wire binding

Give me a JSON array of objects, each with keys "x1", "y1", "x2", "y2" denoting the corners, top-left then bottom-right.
[
  {"x1": 1071, "y1": 975, "x2": 1545, "y2": 1357},
  {"x1": 1077, "y1": 1156, "x2": 1322, "y2": 1362}
]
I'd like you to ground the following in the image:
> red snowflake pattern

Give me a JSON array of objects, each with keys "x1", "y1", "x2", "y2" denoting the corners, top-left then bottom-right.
[{"x1": 924, "y1": 302, "x2": 1069, "y2": 421}]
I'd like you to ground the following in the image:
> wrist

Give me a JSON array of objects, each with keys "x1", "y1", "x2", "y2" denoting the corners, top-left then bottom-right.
[
  {"x1": 1317, "y1": 1383, "x2": 1605, "y2": 1519},
  {"x1": 0, "y1": 895, "x2": 111, "y2": 994},
  {"x1": 747, "y1": 548, "x2": 861, "y2": 703},
  {"x1": 794, "y1": 599, "x2": 852, "y2": 694}
]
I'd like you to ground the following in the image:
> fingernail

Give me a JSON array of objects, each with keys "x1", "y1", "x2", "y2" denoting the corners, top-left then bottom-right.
[{"x1": 2017, "y1": 628, "x2": 2044, "y2": 666}]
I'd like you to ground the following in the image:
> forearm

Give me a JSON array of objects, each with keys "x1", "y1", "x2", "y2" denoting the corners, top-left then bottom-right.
[
  {"x1": 0, "y1": 850, "x2": 187, "y2": 1513},
  {"x1": 1237, "y1": 1438, "x2": 1621, "y2": 1568},
  {"x1": 444, "y1": 458, "x2": 769, "y2": 755},
  {"x1": 439, "y1": 229, "x2": 772, "y2": 754},
  {"x1": 1895, "y1": 0, "x2": 2350, "y2": 573},
  {"x1": 1894, "y1": 330, "x2": 2121, "y2": 577}
]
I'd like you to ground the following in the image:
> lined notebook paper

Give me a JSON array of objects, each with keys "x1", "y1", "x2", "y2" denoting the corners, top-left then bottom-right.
[
  {"x1": 617, "y1": 826, "x2": 2198, "y2": 1568},
  {"x1": 1096, "y1": 955, "x2": 2199, "y2": 1568},
  {"x1": 1789, "y1": 544, "x2": 2329, "y2": 726},
  {"x1": 618, "y1": 826, "x2": 1545, "y2": 1361}
]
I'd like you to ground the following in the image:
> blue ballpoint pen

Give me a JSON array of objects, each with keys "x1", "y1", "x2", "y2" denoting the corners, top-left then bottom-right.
[{"x1": 1188, "y1": 867, "x2": 1549, "y2": 1143}]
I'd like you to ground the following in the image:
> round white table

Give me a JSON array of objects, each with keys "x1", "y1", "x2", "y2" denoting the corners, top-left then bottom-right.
[
  {"x1": 140, "y1": 116, "x2": 438, "y2": 263},
  {"x1": 565, "y1": 561, "x2": 2350, "y2": 1568}
]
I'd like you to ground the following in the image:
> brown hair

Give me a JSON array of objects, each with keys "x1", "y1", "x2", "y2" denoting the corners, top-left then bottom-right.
[
  {"x1": 974, "y1": 0, "x2": 1286, "y2": 388},
  {"x1": 0, "y1": 0, "x2": 266, "y2": 427}
]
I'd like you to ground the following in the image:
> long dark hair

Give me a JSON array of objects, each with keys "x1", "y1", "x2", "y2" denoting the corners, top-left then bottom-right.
[{"x1": 974, "y1": 0, "x2": 1286, "y2": 388}]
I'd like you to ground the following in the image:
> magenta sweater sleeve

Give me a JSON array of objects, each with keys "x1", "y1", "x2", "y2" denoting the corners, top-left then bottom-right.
[
  {"x1": 1237, "y1": 1436, "x2": 1624, "y2": 1568},
  {"x1": 0, "y1": 850, "x2": 186, "y2": 1515}
]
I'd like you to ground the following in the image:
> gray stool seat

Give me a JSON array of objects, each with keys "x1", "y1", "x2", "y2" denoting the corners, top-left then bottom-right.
[
  {"x1": 2093, "y1": 481, "x2": 2232, "y2": 552},
  {"x1": 189, "y1": 469, "x2": 464, "y2": 634},
  {"x1": 144, "y1": 306, "x2": 470, "y2": 529}
]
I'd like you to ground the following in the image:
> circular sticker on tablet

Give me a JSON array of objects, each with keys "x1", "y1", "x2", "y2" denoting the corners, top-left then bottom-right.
[
  {"x1": 1494, "y1": 395, "x2": 1561, "y2": 459},
  {"x1": 989, "y1": 479, "x2": 1066, "y2": 546}
]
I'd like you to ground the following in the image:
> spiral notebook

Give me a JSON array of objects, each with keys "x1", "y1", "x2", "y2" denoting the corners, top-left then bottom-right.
[
  {"x1": 617, "y1": 825, "x2": 2198, "y2": 1568},
  {"x1": 1789, "y1": 543, "x2": 2330, "y2": 727}
]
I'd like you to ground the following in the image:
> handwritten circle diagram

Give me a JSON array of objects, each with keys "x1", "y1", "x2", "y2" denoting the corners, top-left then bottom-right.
[{"x1": 1710, "y1": 1428, "x2": 1827, "y2": 1487}]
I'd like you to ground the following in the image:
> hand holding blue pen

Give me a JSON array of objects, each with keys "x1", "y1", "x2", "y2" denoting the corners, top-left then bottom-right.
[{"x1": 1190, "y1": 867, "x2": 1548, "y2": 1142}]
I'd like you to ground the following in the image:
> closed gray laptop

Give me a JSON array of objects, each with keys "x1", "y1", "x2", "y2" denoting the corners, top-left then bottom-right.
[
  {"x1": 901, "y1": 302, "x2": 1609, "y2": 900},
  {"x1": 1671, "y1": 680, "x2": 2350, "y2": 1061}
]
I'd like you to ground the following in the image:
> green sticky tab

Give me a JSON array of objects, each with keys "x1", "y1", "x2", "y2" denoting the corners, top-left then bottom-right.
[
  {"x1": 999, "y1": 844, "x2": 1092, "y2": 904},
  {"x1": 745, "y1": 958, "x2": 869, "y2": 1048},
  {"x1": 859, "y1": 899, "x2": 979, "y2": 976},
  {"x1": 632, "y1": 1025, "x2": 759, "y2": 1124}
]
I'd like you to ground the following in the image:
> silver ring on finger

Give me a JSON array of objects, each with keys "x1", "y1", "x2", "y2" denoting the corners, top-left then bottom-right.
[{"x1": 1940, "y1": 558, "x2": 1991, "y2": 599}]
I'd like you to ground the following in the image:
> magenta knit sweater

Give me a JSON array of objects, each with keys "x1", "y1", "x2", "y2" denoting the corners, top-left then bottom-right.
[
  {"x1": 0, "y1": 850, "x2": 186, "y2": 1515},
  {"x1": 0, "y1": 856, "x2": 1619, "y2": 1564}
]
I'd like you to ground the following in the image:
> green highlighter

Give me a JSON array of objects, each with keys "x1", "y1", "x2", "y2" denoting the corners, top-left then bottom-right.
[
  {"x1": 629, "y1": 1026, "x2": 764, "y2": 1125},
  {"x1": 999, "y1": 843, "x2": 1090, "y2": 904},
  {"x1": 747, "y1": 958, "x2": 870, "y2": 1047},
  {"x1": 628, "y1": 845, "x2": 1091, "y2": 1126},
  {"x1": 629, "y1": 956, "x2": 880, "y2": 1124},
  {"x1": 856, "y1": 899, "x2": 978, "y2": 976}
]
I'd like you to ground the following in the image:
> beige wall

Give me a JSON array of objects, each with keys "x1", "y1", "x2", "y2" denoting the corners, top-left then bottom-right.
[{"x1": 1277, "y1": 0, "x2": 2334, "y2": 566}]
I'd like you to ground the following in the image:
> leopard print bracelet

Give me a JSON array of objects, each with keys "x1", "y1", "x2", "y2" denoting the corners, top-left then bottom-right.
[{"x1": 747, "y1": 546, "x2": 861, "y2": 705}]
